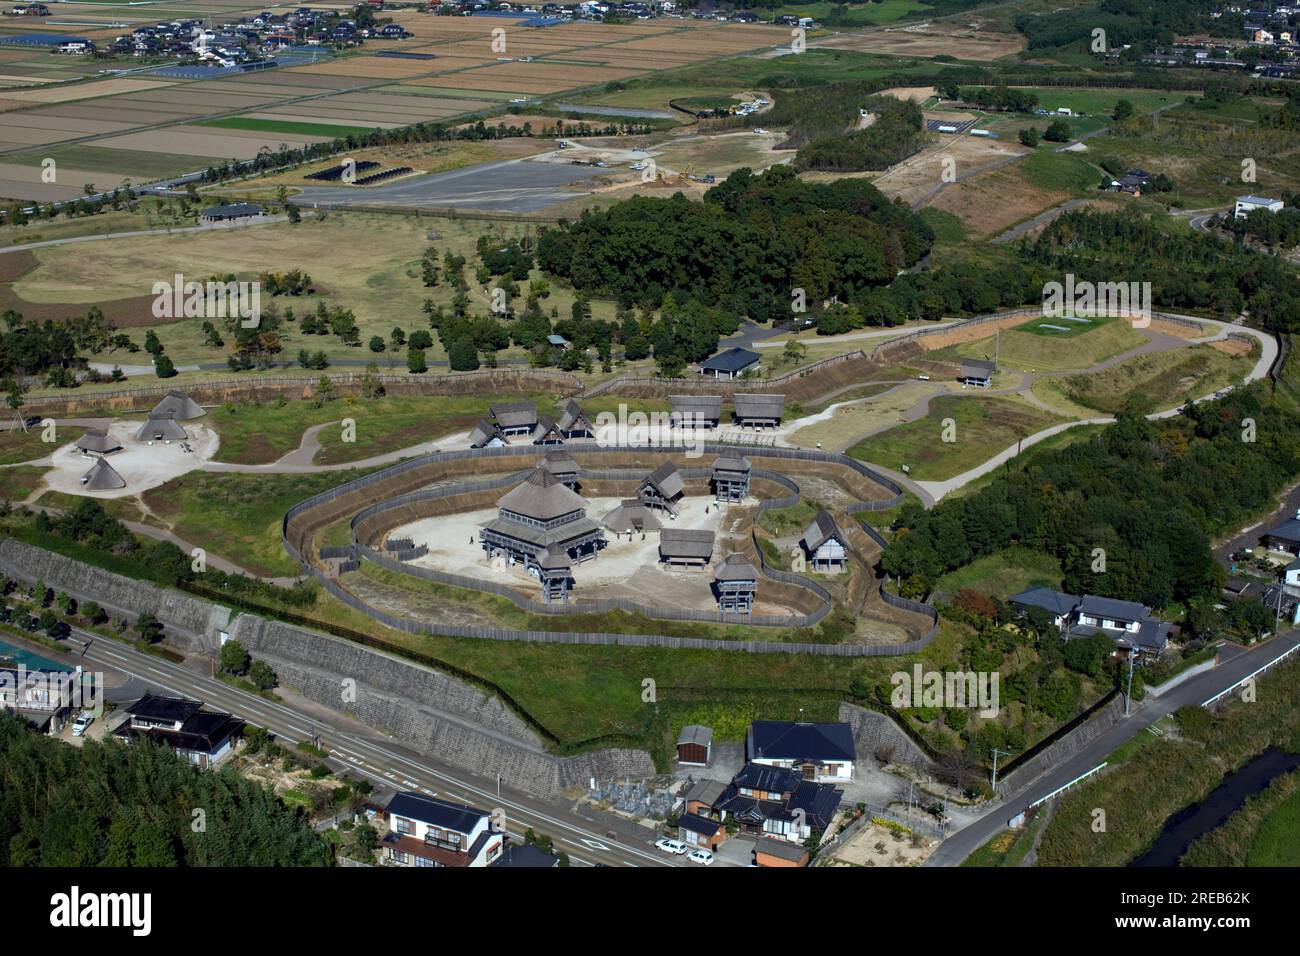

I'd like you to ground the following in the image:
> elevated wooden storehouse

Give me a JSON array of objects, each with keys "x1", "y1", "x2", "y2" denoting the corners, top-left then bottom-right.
[
  {"x1": 532, "y1": 415, "x2": 565, "y2": 445},
  {"x1": 491, "y1": 401, "x2": 538, "y2": 436},
  {"x1": 537, "y1": 450, "x2": 579, "y2": 489},
  {"x1": 556, "y1": 399, "x2": 594, "y2": 439},
  {"x1": 638, "y1": 460, "x2": 686, "y2": 515},
  {"x1": 711, "y1": 455, "x2": 751, "y2": 502},
  {"x1": 669, "y1": 394, "x2": 722, "y2": 429},
  {"x1": 714, "y1": 552, "x2": 758, "y2": 614},
  {"x1": 535, "y1": 545, "x2": 572, "y2": 604},
  {"x1": 801, "y1": 510, "x2": 847, "y2": 572},
  {"x1": 480, "y1": 467, "x2": 605, "y2": 567},
  {"x1": 659, "y1": 529, "x2": 715, "y2": 568},
  {"x1": 733, "y1": 393, "x2": 784, "y2": 429}
]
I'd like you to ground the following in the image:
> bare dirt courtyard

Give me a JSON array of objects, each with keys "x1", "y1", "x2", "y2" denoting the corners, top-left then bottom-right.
[
  {"x1": 391, "y1": 493, "x2": 794, "y2": 613},
  {"x1": 44, "y1": 420, "x2": 218, "y2": 499}
]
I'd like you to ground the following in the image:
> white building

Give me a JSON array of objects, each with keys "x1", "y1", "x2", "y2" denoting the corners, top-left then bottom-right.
[
  {"x1": 1235, "y1": 195, "x2": 1284, "y2": 219},
  {"x1": 380, "y1": 792, "x2": 504, "y2": 867}
]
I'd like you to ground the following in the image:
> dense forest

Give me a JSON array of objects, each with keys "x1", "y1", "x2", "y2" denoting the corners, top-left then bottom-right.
[
  {"x1": 0, "y1": 713, "x2": 332, "y2": 866},
  {"x1": 535, "y1": 164, "x2": 933, "y2": 322},
  {"x1": 881, "y1": 385, "x2": 1300, "y2": 615}
]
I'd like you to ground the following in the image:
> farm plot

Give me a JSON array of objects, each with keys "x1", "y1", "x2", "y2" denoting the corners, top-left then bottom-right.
[
  {"x1": 811, "y1": 19, "x2": 1026, "y2": 61},
  {"x1": 0, "y1": 77, "x2": 175, "y2": 105}
]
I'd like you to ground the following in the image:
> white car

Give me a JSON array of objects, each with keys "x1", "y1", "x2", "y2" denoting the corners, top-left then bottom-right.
[
  {"x1": 687, "y1": 848, "x2": 714, "y2": 865},
  {"x1": 655, "y1": 838, "x2": 688, "y2": 855},
  {"x1": 71, "y1": 712, "x2": 94, "y2": 737},
  {"x1": 753, "y1": 128, "x2": 767, "y2": 134}
]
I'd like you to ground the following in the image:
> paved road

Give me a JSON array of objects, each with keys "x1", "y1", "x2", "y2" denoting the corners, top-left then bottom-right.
[
  {"x1": 297, "y1": 158, "x2": 604, "y2": 212},
  {"x1": 911, "y1": 315, "x2": 1277, "y2": 502},
  {"x1": 0, "y1": 214, "x2": 288, "y2": 256},
  {"x1": 926, "y1": 629, "x2": 1300, "y2": 866},
  {"x1": 65, "y1": 627, "x2": 678, "y2": 868}
]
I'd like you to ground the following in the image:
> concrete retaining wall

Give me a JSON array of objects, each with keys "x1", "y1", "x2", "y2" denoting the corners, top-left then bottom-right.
[
  {"x1": 839, "y1": 702, "x2": 934, "y2": 771},
  {"x1": 1000, "y1": 695, "x2": 1129, "y2": 793},
  {"x1": 0, "y1": 538, "x2": 229, "y2": 651},
  {"x1": 228, "y1": 613, "x2": 655, "y2": 798}
]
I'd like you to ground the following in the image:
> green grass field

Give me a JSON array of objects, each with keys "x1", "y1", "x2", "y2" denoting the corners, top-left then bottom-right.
[
  {"x1": 848, "y1": 395, "x2": 1066, "y2": 481},
  {"x1": 207, "y1": 392, "x2": 565, "y2": 465},
  {"x1": 0, "y1": 426, "x2": 83, "y2": 466},
  {"x1": 929, "y1": 318, "x2": 1147, "y2": 373},
  {"x1": 199, "y1": 117, "x2": 382, "y2": 138},
  {"x1": 934, "y1": 546, "x2": 1062, "y2": 600},
  {"x1": 1246, "y1": 782, "x2": 1300, "y2": 865},
  {"x1": 1018, "y1": 314, "x2": 1116, "y2": 338},
  {"x1": 1034, "y1": 343, "x2": 1256, "y2": 416}
]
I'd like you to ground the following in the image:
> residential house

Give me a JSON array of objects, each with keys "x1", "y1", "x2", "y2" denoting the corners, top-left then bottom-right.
[
  {"x1": 112, "y1": 692, "x2": 243, "y2": 768},
  {"x1": 381, "y1": 791, "x2": 504, "y2": 867},
  {"x1": 0, "y1": 664, "x2": 82, "y2": 734},
  {"x1": 748, "y1": 719, "x2": 855, "y2": 781},
  {"x1": 1009, "y1": 587, "x2": 1171, "y2": 657},
  {"x1": 715, "y1": 762, "x2": 842, "y2": 841},
  {"x1": 677, "y1": 813, "x2": 726, "y2": 851}
]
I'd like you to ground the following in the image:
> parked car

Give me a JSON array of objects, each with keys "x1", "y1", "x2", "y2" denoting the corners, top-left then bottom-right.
[
  {"x1": 655, "y1": 838, "x2": 688, "y2": 855},
  {"x1": 687, "y1": 848, "x2": 714, "y2": 865},
  {"x1": 71, "y1": 713, "x2": 94, "y2": 737}
]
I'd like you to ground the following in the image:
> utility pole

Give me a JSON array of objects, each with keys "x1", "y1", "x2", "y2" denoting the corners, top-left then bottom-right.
[
  {"x1": 1124, "y1": 647, "x2": 1136, "y2": 717},
  {"x1": 990, "y1": 747, "x2": 1015, "y2": 796}
]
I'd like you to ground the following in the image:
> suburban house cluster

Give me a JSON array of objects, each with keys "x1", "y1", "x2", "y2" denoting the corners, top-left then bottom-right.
[
  {"x1": 672, "y1": 719, "x2": 855, "y2": 866},
  {"x1": 1010, "y1": 587, "x2": 1172, "y2": 657}
]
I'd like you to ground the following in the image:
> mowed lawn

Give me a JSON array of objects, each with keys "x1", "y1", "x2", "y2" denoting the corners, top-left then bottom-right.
[
  {"x1": 929, "y1": 317, "x2": 1147, "y2": 373},
  {"x1": 1034, "y1": 343, "x2": 1256, "y2": 415},
  {"x1": 848, "y1": 395, "x2": 1066, "y2": 480}
]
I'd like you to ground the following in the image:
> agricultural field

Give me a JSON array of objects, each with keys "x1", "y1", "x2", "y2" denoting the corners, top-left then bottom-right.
[{"x1": 0, "y1": 13, "x2": 790, "y2": 202}]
